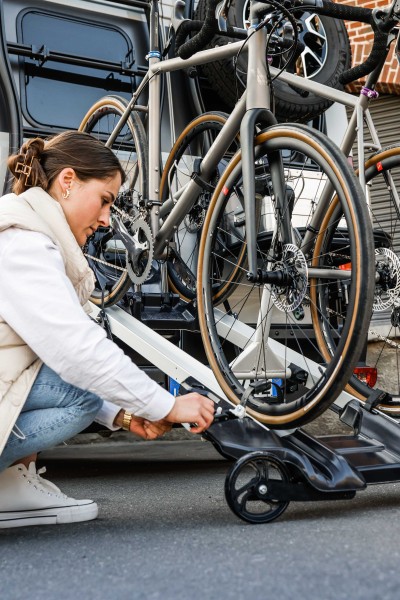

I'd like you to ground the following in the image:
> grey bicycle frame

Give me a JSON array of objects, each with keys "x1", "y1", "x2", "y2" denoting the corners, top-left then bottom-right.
[
  {"x1": 106, "y1": 0, "x2": 398, "y2": 264},
  {"x1": 106, "y1": 0, "x2": 289, "y2": 267}
]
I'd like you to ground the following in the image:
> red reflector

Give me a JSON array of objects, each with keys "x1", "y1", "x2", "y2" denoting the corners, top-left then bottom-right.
[
  {"x1": 222, "y1": 186, "x2": 229, "y2": 196},
  {"x1": 339, "y1": 262, "x2": 352, "y2": 270},
  {"x1": 354, "y1": 367, "x2": 378, "y2": 388},
  {"x1": 376, "y1": 161, "x2": 383, "y2": 172}
]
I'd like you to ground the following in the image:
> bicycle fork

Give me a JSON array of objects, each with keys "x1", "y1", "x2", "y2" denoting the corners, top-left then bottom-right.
[{"x1": 241, "y1": 8, "x2": 291, "y2": 283}]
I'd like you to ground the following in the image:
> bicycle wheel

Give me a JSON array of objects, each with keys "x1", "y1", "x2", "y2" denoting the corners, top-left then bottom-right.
[
  {"x1": 313, "y1": 145, "x2": 400, "y2": 407},
  {"x1": 79, "y1": 95, "x2": 148, "y2": 306},
  {"x1": 197, "y1": 124, "x2": 375, "y2": 428},
  {"x1": 160, "y1": 112, "x2": 241, "y2": 302}
]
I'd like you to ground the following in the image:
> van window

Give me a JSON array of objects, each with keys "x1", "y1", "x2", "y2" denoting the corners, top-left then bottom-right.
[{"x1": 17, "y1": 9, "x2": 139, "y2": 130}]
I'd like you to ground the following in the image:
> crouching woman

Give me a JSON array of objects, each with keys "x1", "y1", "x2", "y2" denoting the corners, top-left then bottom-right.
[{"x1": 0, "y1": 131, "x2": 214, "y2": 528}]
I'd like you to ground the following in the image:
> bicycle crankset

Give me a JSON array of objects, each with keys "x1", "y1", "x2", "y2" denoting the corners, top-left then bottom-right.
[
  {"x1": 111, "y1": 215, "x2": 154, "y2": 285},
  {"x1": 126, "y1": 218, "x2": 154, "y2": 285}
]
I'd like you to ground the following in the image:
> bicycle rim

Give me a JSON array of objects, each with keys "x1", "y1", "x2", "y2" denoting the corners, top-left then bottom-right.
[
  {"x1": 160, "y1": 112, "x2": 242, "y2": 302},
  {"x1": 198, "y1": 124, "x2": 374, "y2": 428},
  {"x1": 79, "y1": 96, "x2": 148, "y2": 306},
  {"x1": 313, "y1": 146, "x2": 400, "y2": 403}
]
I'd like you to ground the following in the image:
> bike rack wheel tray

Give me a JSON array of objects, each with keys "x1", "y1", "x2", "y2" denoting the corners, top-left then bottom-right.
[
  {"x1": 200, "y1": 396, "x2": 400, "y2": 523},
  {"x1": 91, "y1": 302, "x2": 400, "y2": 524}
]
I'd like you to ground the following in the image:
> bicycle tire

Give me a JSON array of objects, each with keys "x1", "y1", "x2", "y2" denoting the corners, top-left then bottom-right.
[
  {"x1": 79, "y1": 95, "x2": 148, "y2": 306},
  {"x1": 312, "y1": 145, "x2": 400, "y2": 405},
  {"x1": 197, "y1": 123, "x2": 375, "y2": 428},
  {"x1": 159, "y1": 111, "x2": 244, "y2": 303}
]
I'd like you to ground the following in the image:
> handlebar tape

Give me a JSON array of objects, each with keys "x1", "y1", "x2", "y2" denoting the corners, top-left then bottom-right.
[
  {"x1": 299, "y1": 1, "x2": 391, "y2": 84},
  {"x1": 176, "y1": 0, "x2": 392, "y2": 84},
  {"x1": 339, "y1": 29, "x2": 389, "y2": 85},
  {"x1": 176, "y1": 0, "x2": 219, "y2": 60}
]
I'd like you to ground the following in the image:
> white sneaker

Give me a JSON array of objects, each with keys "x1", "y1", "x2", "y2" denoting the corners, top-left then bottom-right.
[{"x1": 0, "y1": 462, "x2": 98, "y2": 528}]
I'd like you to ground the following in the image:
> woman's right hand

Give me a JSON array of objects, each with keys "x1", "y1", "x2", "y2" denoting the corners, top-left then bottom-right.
[{"x1": 165, "y1": 393, "x2": 215, "y2": 434}]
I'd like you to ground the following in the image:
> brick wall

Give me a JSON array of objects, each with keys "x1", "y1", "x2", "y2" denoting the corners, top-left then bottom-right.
[{"x1": 340, "y1": 0, "x2": 400, "y2": 94}]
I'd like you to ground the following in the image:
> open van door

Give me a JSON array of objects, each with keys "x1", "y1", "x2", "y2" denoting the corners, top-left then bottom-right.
[
  {"x1": 0, "y1": 0, "x2": 150, "y2": 195},
  {"x1": 0, "y1": 0, "x2": 22, "y2": 193}
]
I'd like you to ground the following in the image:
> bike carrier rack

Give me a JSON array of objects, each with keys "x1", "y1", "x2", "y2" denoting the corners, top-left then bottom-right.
[{"x1": 91, "y1": 302, "x2": 400, "y2": 524}]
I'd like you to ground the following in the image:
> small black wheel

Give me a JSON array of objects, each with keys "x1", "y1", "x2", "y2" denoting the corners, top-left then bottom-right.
[{"x1": 224, "y1": 451, "x2": 290, "y2": 524}]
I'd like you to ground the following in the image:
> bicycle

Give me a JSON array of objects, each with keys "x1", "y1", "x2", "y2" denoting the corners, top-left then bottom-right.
[
  {"x1": 187, "y1": 0, "x2": 400, "y2": 413},
  {"x1": 79, "y1": 0, "x2": 379, "y2": 428}
]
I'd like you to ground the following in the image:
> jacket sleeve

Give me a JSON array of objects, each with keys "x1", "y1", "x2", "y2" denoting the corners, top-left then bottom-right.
[{"x1": 0, "y1": 228, "x2": 175, "y2": 423}]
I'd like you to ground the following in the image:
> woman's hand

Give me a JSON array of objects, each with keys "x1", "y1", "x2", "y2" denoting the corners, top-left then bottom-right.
[
  {"x1": 165, "y1": 392, "x2": 215, "y2": 434},
  {"x1": 114, "y1": 410, "x2": 172, "y2": 440},
  {"x1": 141, "y1": 418, "x2": 172, "y2": 439},
  {"x1": 129, "y1": 416, "x2": 172, "y2": 440}
]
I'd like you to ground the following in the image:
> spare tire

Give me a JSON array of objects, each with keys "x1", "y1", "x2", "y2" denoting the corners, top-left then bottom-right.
[{"x1": 195, "y1": 0, "x2": 351, "y2": 122}]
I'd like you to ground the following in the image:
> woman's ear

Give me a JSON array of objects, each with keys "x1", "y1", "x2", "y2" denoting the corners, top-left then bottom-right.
[{"x1": 57, "y1": 167, "x2": 76, "y2": 198}]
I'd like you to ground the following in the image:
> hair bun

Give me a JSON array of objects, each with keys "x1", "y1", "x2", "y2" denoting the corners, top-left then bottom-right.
[
  {"x1": 20, "y1": 137, "x2": 45, "y2": 161},
  {"x1": 7, "y1": 137, "x2": 48, "y2": 194}
]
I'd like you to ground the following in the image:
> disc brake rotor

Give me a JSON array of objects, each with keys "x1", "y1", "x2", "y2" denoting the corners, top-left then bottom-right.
[
  {"x1": 374, "y1": 247, "x2": 400, "y2": 312},
  {"x1": 271, "y1": 243, "x2": 308, "y2": 312}
]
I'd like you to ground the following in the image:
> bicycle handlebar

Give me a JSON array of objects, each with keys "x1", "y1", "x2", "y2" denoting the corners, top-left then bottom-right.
[
  {"x1": 175, "y1": 0, "x2": 219, "y2": 59},
  {"x1": 298, "y1": 0, "x2": 395, "y2": 85},
  {"x1": 175, "y1": 0, "x2": 398, "y2": 85}
]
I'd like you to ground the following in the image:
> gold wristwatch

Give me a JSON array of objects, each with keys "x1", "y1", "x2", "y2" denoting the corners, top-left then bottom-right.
[{"x1": 121, "y1": 410, "x2": 133, "y2": 431}]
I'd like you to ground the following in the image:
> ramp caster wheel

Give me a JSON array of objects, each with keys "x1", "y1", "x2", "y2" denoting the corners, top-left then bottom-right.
[{"x1": 224, "y1": 451, "x2": 290, "y2": 523}]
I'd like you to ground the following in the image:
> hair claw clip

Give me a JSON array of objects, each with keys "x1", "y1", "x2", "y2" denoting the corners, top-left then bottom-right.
[{"x1": 15, "y1": 155, "x2": 34, "y2": 179}]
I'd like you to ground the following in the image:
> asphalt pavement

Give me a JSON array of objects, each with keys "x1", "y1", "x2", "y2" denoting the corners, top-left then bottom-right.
[{"x1": 1, "y1": 435, "x2": 400, "y2": 600}]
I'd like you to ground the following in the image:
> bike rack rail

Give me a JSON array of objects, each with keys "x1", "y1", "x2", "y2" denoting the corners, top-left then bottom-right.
[{"x1": 91, "y1": 302, "x2": 400, "y2": 523}]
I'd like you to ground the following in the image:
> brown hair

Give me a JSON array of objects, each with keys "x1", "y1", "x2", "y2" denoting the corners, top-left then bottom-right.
[{"x1": 7, "y1": 130, "x2": 126, "y2": 195}]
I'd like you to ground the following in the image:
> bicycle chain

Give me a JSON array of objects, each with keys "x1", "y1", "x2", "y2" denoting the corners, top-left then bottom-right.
[
  {"x1": 323, "y1": 302, "x2": 400, "y2": 350},
  {"x1": 83, "y1": 253, "x2": 127, "y2": 273}
]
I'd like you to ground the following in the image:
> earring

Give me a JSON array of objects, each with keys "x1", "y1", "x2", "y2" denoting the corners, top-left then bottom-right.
[{"x1": 62, "y1": 188, "x2": 70, "y2": 199}]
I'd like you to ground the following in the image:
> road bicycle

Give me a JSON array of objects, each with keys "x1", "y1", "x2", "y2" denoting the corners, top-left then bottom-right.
[
  {"x1": 184, "y1": 0, "x2": 400, "y2": 413},
  {"x1": 78, "y1": 0, "x2": 384, "y2": 428}
]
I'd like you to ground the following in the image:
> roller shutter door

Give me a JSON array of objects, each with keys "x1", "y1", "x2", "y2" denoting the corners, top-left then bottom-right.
[
  {"x1": 347, "y1": 95, "x2": 400, "y2": 252},
  {"x1": 347, "y1": 95, "x2": 400, "y2": 335}
]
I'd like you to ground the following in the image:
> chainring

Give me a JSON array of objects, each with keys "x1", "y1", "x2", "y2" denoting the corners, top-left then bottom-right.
[{"x1": 126, "y1": 217, "x2": 154, "y2": 285}]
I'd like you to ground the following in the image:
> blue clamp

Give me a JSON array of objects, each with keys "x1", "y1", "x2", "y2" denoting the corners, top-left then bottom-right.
[{"x1": 146, "y1": 50, "x2": 162, "y2": 61}]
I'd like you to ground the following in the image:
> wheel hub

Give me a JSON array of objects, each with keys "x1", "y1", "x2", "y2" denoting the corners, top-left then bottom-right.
[{"x1": 270, "y1": 244, "x2": 308, "y2": 312}]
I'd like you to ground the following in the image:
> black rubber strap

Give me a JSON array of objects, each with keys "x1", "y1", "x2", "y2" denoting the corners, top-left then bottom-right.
[{"x1": 364, "y1": 388, "x2": 390, "y2": 412}]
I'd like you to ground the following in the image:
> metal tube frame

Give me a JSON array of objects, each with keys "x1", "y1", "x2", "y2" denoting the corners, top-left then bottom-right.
[{"x1": 104, "y1": 0, "x2": 395, "y2": 263}]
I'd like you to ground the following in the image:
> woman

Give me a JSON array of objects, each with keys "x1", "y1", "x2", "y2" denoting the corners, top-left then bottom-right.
[{"x1": 0, "y1": 131, "x2": 215, "y2": 528}]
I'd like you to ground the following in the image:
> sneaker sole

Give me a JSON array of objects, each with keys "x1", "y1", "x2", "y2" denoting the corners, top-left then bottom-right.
[{"x1": 0, "y1": 501, "x2": 98, "y2": 528}]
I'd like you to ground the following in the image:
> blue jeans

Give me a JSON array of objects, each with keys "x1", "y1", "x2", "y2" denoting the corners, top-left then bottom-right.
[{"x1": 0, "y1": 364, "x2": 103, "y2": 472}]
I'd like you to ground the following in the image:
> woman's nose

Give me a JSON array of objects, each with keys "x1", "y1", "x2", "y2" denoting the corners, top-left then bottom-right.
[{"x1": 98, "y1": 207, "x2": 110, "y2": 227}]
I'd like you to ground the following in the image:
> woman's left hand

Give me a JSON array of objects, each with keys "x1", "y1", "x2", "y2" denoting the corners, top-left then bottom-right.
[{"x1": 130, "y1": 416, "x2": 172, "y2": 440}]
